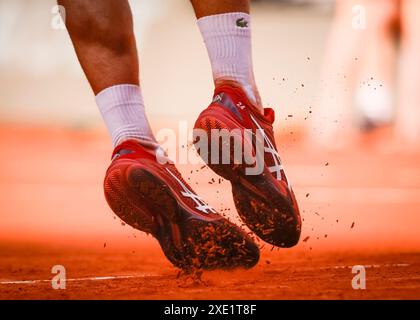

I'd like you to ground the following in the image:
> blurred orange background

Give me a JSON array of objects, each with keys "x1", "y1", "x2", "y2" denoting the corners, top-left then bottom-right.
[{"x1": 0, "y1": 0, "x2": 419, "y2": 256}]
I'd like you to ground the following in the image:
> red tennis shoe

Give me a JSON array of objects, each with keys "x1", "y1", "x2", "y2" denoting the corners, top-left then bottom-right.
[
  {"x1": 103, "y1": 140, "x2": 259, "y2": 271},
  {"x1": 194, "y1": 82, "x2": 301, "y2": 247}
]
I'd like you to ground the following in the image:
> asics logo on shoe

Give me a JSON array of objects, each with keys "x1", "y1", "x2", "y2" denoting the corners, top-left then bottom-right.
[
  {"x1": 112, "y1": 149, "x2": 134, "y2": 161},
  {"x1": 212, "y1": 94, "x2": 223, "y2": 103},
  {"x1": 236, "y1": 18, "x2": 248, "y2": 28},
  {"x1": 236, "y1": 102, "x2": 245, "y2": 110},
  {"x1": 250, "y1": 115, "x2": 284, "y2": 182},
  {"x1": 213, "y1": 92, "x2": 243, "y2": 120},
  {"x1": 165, "y1": 168, "x2": 216, "y2": 214}
]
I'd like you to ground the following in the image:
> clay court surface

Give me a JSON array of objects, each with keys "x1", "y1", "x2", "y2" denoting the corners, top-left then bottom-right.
[
  {"x1": 0, "y1": 126, "x2": 419, "y2": 299},
  {"x1": 1, "y1": 244, "x2": 419, "y2": 300}
]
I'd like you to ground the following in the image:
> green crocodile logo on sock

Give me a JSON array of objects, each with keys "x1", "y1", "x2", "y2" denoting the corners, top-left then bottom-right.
[{"x1": 236, "y1": 18, "x2": 248, "y2": 28}]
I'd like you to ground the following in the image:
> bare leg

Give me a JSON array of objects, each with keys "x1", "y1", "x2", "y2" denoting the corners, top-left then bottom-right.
[
  {"x1": 58, "y1": 0, "x2": 139, "y2": 94},
  {"x1": 315, "y1": 0, "x2": 365, "y2": 148},
  {"x1": 396, "y1": 0, "x2": 420, "y2": 147},
  {"x1": 190, "y1": 0, "x2": 250, "y2": 18},
  {"x1": 315, "y1": 0, "x2": 398, "y2": 148},
  {"x1": 355, "y1": 0, "x2": 398, "y2": 128},
  {"x1": 59, "y1": 0, "x2": 156, "y2": 148}
]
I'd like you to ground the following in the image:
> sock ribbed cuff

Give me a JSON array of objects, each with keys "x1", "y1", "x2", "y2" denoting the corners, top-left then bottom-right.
[
  {"x1": 96, "y1": 84, "x2": 157, "y2": 148},
  {"x1": 197, "y1": 12, "x2": 251, "y2": 38},
  {"x1": 197, "y1": 13, "x2": 260, "y2": 108}
]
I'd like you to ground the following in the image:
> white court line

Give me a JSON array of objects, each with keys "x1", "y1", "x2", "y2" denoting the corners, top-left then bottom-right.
[
  {"x1": 319, "y1": 263, "x2": 410, "y2": 270},
  {"x1": 0, "y1": 273, "x2": 158, "y2": 285},
  {"x1": 295, "y1": 186, "x2": 420, "y2": 204},
  {"x1": 1, "y1": 264, "x2": 411, "y2": 285}
]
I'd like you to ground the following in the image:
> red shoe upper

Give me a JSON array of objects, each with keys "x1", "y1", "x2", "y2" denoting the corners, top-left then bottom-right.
[
  {"x1": 196, "y1": 82, "x2": 292, "y2": 188},
  {"x1": 108, "y1": 140, "x2": 221, "y2": 221}
]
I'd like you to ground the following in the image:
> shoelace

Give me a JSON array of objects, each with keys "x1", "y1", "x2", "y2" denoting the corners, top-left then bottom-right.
[
  {"x1": 250, "y1": 114, "x2": 284, "y2": 181},
  {"x1": 165, "y1": 168, "x2": 216, "y2": 214}
]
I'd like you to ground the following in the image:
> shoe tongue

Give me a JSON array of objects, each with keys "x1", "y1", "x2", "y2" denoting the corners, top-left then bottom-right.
[
  {"x1": 112, "y1": 139, "x2": 156, "y2": 160},
  {"x1": 263, "y1": 107, "x2": 275, "y2": 124},
  {"x1": 214, "y1": 83, "x2": 276, "y2": 124},
  {"x1": 112, "y1": 140, "x2": 136, "y2": 158}
]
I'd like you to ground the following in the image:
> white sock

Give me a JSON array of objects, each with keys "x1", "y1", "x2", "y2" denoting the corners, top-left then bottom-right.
[
  {"x1": 95, "y1": 84, "x2": 158, "y2": 148},
  {"x1": 197, "y1": 12, "x2": 261, "y2": 109}
]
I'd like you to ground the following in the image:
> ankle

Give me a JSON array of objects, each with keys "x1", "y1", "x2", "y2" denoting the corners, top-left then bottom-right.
[
  {"x1": 214, "y1": 78, "x2": 263, "y2": 112},
  {"x1": 95, "y1": 84, "x2": 157, "y2": 148}
]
